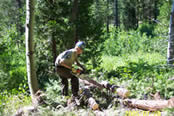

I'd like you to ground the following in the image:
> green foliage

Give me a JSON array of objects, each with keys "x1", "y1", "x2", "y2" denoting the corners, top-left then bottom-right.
[
  {"x1": 0, "y1": 25, "x2": 27, "y2": 91},
  {"x1": 120, "y1": 0, "x2": 138, "y2": 29},
  {"x1": 35, "y1": 0, "x2": 71, "y2": 49},
  {"x1": 0, "y1": 0, "x2": 173, "y2": 115},
  {"x1": 101, "y1": 52, "x2": 174, "y2": 99},
  {"x1": 154, "y1": 1, "x2": 172, "y2": 36},
  {"x1": 103, "y1": 26, "x2": 167, "y2": 56},
  {"x1": 0, "y1": 91, "x2": 31, "y2": 116},
  {"x1": 35, "y1": 36, "x2": 58, "y2": 87},
  {"x1": 35, "y1": 0, "x2": 105, "y2": 80},
  {"x1": 138, "y1": 22, "x2": 155, "y2": 37}
]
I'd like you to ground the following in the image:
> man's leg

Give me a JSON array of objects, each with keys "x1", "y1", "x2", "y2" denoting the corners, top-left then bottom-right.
[
  {"x1": 71, "y1": 76, "x2": 79, "y2": 97},
  {"x1": 56, "y1": 66, "x2": 70, "y2": 96},
  {"x1": 60, "y1": 77, "x2": 68, "y2": 96},
  {"x1": 56, "y1": 66, "x2": 79, "y2": 96}
]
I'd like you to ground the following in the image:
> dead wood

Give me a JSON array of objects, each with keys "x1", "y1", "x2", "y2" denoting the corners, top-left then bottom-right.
[
  {"x1": 88, "y1": 97, "x2": 99, "y2": 110},
  {"x1": 79, "y1": 79, "x2": 130, "y2": 99},
  {"x1": 13, "y1": 106, "x2": 37, "y2": 116},
  {"x1": 150, "y1": 91, "x2": 161, "y2": 100},
  {"x1": 123, "y1": 97, "x2": 174, "y2": 111},
  {"x1": 13, "y1": 90, "x2": 46, "y2": 116},
  {"x1": 79, "y1": 78, "x2": 104, "y2": 90},
  {"x1": 94, "y1": 110, "x2": 106, "y2": 116},
  {"x1": 82, "y1": 87, "x2": 99, "y2": 110}
]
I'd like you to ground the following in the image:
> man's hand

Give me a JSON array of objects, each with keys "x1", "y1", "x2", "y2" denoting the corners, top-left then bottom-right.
[{"x1": 72, "y1": 68, "x2": 82, "y2": 74}]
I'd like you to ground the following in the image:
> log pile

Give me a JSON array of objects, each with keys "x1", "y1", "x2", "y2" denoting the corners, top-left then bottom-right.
[
  {"x1": 14, "y1": 73, "x2": 174, "y2": 115},
  {"x1": 78, "y1": 76, "x2": 174, "y2": 111}
]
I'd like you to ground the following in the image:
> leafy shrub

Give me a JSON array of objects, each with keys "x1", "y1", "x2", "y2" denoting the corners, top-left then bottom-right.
[
  {"x1": 101, "y1": 52, "x2": 174, "y2": 99},
  {"x1": 0, "y1": 25, "x2": 27, "y2": 91},
  {"x1": 0, "y1": 91, "x2": 31, "y2": 116},
  {"x1": 102, "y1": 27, "x2": 167, "y2": 56},
  {"x1": 138, "y1": 22, "x2": 155, "y2": 37}
]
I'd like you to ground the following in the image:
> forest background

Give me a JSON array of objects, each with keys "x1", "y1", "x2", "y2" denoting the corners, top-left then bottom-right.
[{"x1": 0, "y1": 0, "x2": 174, "y2": 115}]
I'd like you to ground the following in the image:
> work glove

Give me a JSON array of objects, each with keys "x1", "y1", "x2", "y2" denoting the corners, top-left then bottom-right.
[{"x1": 72, "y1": 68, "x2": 82, "y2": 74}]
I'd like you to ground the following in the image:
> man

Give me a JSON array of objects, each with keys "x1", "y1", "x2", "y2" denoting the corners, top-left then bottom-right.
[{"x1": 55, "y1": 41, "x2": 85, "y2": 98}]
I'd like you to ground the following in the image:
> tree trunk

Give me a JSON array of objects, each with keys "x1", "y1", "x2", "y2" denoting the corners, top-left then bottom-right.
[
  {"x1": 154, "y1": 0, "x2": 158, "y2": 21},
  {"x1": 106, "y1": 0, "x2": 109, "y2": 33},
  {"x1": 114, "y1": 0, "x2": 119, "y2": 27},
  {"x1": 25, "y1": 0, "x2": 39, "y2": 100},
  {"x1": 71, "y1": 0, "x2": 79, "y2": 47},
  {"x1": 167, "y1": 1, "x2": 174, "y2": 65},
  {"x1": 51, "y1": 35, "x2": 57, "y2": 64},
  {"x1": 16, "y1": 0, "x2": 24, "y2": 35}
]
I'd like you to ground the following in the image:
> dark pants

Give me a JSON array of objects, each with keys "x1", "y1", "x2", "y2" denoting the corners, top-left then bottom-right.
[{"x1": 56, "y1": 66, "x2": 79, "y2": 97}]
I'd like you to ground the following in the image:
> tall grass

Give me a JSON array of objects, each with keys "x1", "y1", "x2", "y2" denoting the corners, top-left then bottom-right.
[{"x1": 101, "y1": 52, "x2": 166, "y2": 71}]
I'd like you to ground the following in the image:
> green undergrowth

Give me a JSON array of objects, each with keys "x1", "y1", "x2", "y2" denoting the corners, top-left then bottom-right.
[
  {"x1": 1, "y1": 52, "x2": 174, "y2": 115},
  {"x1": 101, "y1": 52, "x2": 174, "y2": 100},
  {"x1": 0, "y1": 91, "x2": 31, "y2": 116},
  {"x1": 30, "y1": 79, "x2": 132, "y2": 116},
  {"x1": 101, "y1": 52, "x2": 166, "y2": 71}
]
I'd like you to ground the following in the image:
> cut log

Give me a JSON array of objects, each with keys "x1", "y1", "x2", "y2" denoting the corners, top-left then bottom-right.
[
  {"x1": 80, "y1": 86, "x2": 99, "y2": 110},
  {"x1": 100, "y1": 81, "x2": 130, "y2": 99},
  {"x1": 150, "y1": 92, "x2": 161, "y2": 100},
  {"x1": 67, "y1": 86, "x2": 99, "y2": 110},
  {"x1": 88, "y1": 97, "x2": 99, "y2": 110},
  {"x1": 123, "y1": 97, "x2": 174, "y2": 111},
  {"x1": 116, "y1": 88, "x2": 130, "y2": 99},
  {"x1": 168, "y1": 97, "x2": 174, "y2": 108}
]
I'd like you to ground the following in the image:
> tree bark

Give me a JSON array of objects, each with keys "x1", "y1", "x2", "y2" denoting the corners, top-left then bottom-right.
[
  {"x1": 167, "y1": 1, "x2": 174, "y2": 65},
  {"x1": 25, "y1": 0, "x2": 39, "y2": 100},
  {"x1": 154, "y1": 0, "x2": 158, "y2": 21},
  {"x1": 106, "y1": 0, "x2": 110, "y2": 33},
  {"x1": 114, "y1": 0, "x2": 119, "y2": 27},
  {"x1": 71, "y1": 0, "x2": 79, "y2": 47},
  {"x1": 16, "y1": 0, "x2": 24, "y2": 35},
  {"x1": 51, "y1": 35, "x2": 57, "y2": 64},
  {"x1": 124, "y1": 97, "x2": 174, "y2": 111}
]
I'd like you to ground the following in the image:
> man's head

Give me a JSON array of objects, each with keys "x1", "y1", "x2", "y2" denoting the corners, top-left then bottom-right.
[{"x1": 75, "y1": 41, "x2": 85, "y2": 54}]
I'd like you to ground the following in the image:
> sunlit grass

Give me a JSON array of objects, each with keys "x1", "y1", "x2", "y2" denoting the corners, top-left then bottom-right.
[
  {"x1": 1, "y1": 93, "x2": 31, "y2": 116},
  {"x1": 101, "y1": 52, "x2": 166, "y2": 71}
]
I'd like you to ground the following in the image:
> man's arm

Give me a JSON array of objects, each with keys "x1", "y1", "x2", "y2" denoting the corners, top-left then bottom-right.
[
  {"x1": 76, "y1": 60, "x2": 86, "y2": 71},
  {"x1": 59, "y1": 60, "x2": 72, "y2": 70}
]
